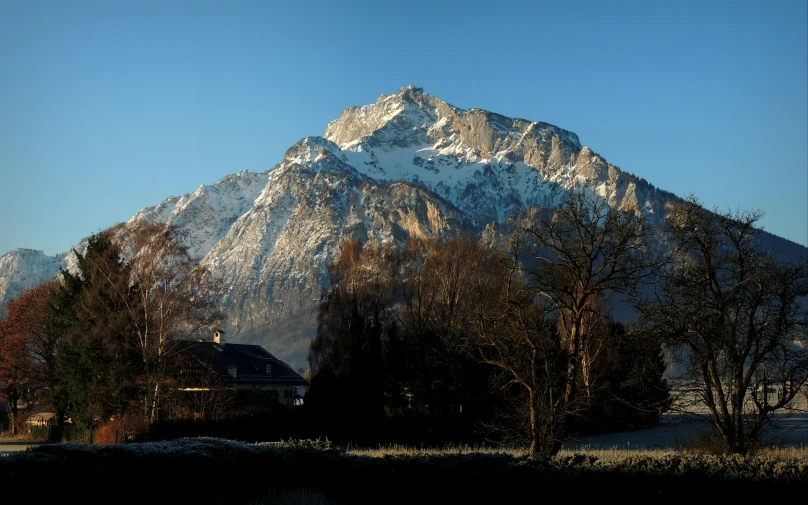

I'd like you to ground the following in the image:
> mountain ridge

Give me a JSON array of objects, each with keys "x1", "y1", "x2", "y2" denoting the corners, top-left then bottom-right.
[{"x1": 2, "y1": 86, "x2": 804, "y2": 368}]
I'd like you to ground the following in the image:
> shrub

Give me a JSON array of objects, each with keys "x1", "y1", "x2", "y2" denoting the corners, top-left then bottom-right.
[{"x1": 93, "y1": 412, "x2": 148, "y2": 445}]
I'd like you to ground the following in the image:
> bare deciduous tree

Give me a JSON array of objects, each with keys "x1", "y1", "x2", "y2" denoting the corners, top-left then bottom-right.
[
  {"x1": 307, "y1": 239, "x2": 398, "y2": 427},
  {"x1": 395, "y1": 235, "x2": 502, "y2": 419},
  {"x1": 476, "y1": 192, "x2": 657, "y2": 458},
  {"x1": 473, "y1": 271, "x2": 567, "y2": 458},
  {"x1": 639, "y1": 196, "x2": 808, "y2": 454}
]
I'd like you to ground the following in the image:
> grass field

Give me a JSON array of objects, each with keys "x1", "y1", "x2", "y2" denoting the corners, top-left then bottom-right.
[
  {"x1": 345, "y1": 442, "x2": 808, "y2": 463},
  {"x1": 3, "y1": 393, "x2": 808, "y2": 503},
  {"x1": 2, "y1": 436, "x2": 807, "y2": 504}
]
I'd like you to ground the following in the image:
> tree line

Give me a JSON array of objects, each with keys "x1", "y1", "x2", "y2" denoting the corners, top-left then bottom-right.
[
  {"x1": 2, "y1": 192, "x2": 805, "y2": 456},
  {"x1": 0, "y1": 221, "x2": 225, "y2": 440},
  {"x1": 306, "y1": 193, "x2": 808, "y2": 457}
]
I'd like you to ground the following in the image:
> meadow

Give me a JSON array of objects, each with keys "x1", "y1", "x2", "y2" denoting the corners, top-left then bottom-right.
[{"x1": 1, "y1": 437, "x2": 806, "y2": 504}]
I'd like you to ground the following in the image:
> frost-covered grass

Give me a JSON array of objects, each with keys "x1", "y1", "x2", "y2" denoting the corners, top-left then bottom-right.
[
  {"x1": 558, "y1": 445, "x2": 679, "y2": 461},
  {"x1": 342, "y1": 441, "x2": 807, "y2": 464},
  {"x1": 345, "y1": 442, "x2": 681, "y2": 461},
  {"x1": 560, "y1": 444, "x2": 808, "y2": 464},
  {"x1": 344, "y1": 442, "x2": 525, "y2": 458},
  {"x1": 2, "y1": 437, "x2": 807, "y2": 503}
]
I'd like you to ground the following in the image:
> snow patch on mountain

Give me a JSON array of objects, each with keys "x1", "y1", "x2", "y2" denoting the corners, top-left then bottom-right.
[{"x1": 131, "y1": 170, "x2": 270, "y2": 260}]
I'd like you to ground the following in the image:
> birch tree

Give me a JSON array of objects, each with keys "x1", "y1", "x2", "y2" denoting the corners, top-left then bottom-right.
[
  {"x1": 55, "y1": 222, "x2": 223, "y2": 426},
  {"x1": 111, "y1": 221, "x2": 223, "y2": 424}
]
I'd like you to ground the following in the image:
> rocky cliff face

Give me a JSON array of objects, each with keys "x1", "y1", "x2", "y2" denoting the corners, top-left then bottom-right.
[
  {"x1": 1, "y1": 86, "x2": 803, "y2": 368},
  {"x1": 0, "y1": 248, "x2": 66, "y2": 309}
]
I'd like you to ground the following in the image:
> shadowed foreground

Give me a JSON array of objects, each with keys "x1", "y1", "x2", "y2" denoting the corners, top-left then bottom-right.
[{"x1": 1, "y1": 438, "x2": 806, "y2": 504}]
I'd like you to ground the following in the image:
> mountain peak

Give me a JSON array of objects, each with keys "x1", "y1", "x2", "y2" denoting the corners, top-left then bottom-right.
[
  {"x1": 324, "y1": 86, "x2": 445, "y2": 148},
  {"x1": 395, "y1": 85, "x2": 438, "y2": 106},
  {"x1": 397, "y1": 84, "x2": 425, "y2": 96},
  {"x1": 323, "y1": 86, "x2": 584, "y2": 159}
]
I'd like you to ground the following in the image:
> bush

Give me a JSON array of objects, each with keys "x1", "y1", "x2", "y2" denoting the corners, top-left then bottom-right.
[
  {"x1": 94, "y1": 412, "x2": 148, "y2": 445},
  {"x1": 49, "y1": 424, "x2": 92, "y2": 444},
  {"x1": 26, "y1": 424, "x2": 50, "y2": 441}
]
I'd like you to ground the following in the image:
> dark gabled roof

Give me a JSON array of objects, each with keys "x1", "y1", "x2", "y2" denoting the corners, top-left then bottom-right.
[{"x1": 176, "y1": 340, "x2": 308, "y2": 386}]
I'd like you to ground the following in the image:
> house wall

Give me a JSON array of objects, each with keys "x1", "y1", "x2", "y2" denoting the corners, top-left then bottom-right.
[{"x1": 233, "y1": 383, "x2": 298, "y2": 407}]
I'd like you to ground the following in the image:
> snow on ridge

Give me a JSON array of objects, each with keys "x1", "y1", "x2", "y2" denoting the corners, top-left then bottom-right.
[
  {"x1": 327, "y1": 114, "x2": 586, "y2": 227},
  {"x1": 130, "y1": 170, "x2": 270, "y2": 260}
]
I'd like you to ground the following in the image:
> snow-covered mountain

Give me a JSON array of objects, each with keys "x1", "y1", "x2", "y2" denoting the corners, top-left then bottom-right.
[
  {"x1": 1, "y1": 86, "x2": 804, "y2": 368},
  {"x1": 0, "y1": 248, "x2": 66, "y2": 304}
]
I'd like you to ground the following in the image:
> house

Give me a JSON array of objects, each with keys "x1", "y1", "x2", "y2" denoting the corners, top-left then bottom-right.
[
  {"x1": 25, "y1": 411, "x2": 57, "y2": 427},
  {"x1": 175, "y1": 331, "x2": 308, "y2": 411}
]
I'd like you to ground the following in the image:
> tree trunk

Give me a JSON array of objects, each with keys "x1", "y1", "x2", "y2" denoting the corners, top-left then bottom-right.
[
  {"x1": 8, "y1": 392, "x2": 19, "y2": 436},
  {"x1": 528, "y1": 389, "x2": 539, "y2": 459},
  {"x1": 564, "y1": 322, "x2": 581, "y2": 406}
]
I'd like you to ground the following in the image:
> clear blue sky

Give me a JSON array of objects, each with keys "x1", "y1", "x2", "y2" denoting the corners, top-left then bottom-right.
[{"x1": 1, "y1": 0, "x2": 806, "y2": 256}]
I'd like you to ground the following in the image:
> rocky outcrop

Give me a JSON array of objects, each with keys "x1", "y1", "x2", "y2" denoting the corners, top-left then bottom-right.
[{"x1": 0, "y1": 249, "x2": 66, "y2": 310}]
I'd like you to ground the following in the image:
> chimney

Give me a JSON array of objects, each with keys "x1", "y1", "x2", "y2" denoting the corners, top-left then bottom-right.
[{"x1": 213, "y1": 330, "x2": 225, "y2": 346}]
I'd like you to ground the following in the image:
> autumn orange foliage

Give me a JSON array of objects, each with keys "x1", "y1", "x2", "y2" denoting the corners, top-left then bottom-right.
[
  {"x1": 93, "y1": 412, "x2": 148, "y2": 445},
  {"x1": 0, "y1": 283, "x2": 56, "y2": 433}
]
